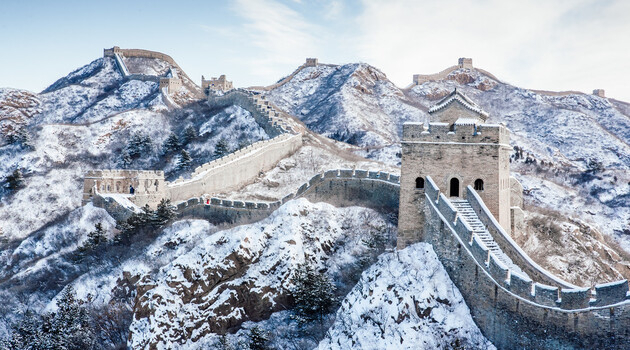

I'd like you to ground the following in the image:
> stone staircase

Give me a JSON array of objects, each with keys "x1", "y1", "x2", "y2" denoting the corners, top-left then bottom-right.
[{"x1": 451, "y1": 199, "x2": 525, "y2": 275}]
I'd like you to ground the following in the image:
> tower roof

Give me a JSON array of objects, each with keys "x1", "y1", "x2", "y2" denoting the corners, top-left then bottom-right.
[{"x1": 428, "y1": 89, "x2": 489, "y2": 120}]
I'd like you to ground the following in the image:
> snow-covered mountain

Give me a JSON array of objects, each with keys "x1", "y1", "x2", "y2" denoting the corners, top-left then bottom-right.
[
  {"x1": 265, "y1": 61, "x2": 630, "y2": 245},
  {"x1": 1, "y1": 49, "x2": 630, "y2": 349}
]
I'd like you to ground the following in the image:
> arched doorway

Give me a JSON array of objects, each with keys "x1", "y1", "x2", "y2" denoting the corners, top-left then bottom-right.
[
  {"x1": 415, "y1": 177, "x2": 425, "y2": 189},
  {"x1": 449, "y1": 178, "x2": 460, "y2": 197}
]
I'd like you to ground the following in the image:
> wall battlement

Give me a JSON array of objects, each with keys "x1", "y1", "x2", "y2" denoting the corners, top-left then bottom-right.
[
  {"x1": 424, "y1": 176, "x2": 630, "y2": 348},
  {"x1": 207, "y1": 88, "x2": 292, "y2": 136},
  {"x1": 202, "y1": 74, "x2": 233, "y2": 93},
  {"x1": 159, "y1": 168, "x2": 399, "y2": 224},
  {"x1": 412, "y1": 58, "x2": 474, "y2": 85},
  {"x1": 402, "y1": 122, "x2": 510, "y2": 145},
  {"x1": 84, "y1": 133, "x2": 302, "y2": 208},
  {"x1": 103, "y1": 46, "x2": 200, "y2": 98}
]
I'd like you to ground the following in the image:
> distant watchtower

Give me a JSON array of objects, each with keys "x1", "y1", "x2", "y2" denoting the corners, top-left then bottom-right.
[
  {"x1": 458, "y1": 57, "x2": 473, "y2": 69},
  {"x1": 305, "y1": 58, "x2": 319, "y2": 67},
  {"x1": 202, "y1": 75, "x2": 233, "y2": 94},
  {"x1": 593, "y1": 89, "x2": 606, "y2": 98},
  {"x1": 398, "y1": 89, "x2": 512, "y2": 248}
]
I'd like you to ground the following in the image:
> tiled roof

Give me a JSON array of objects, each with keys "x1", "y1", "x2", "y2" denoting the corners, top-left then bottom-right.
[{"x1": 428, "y1": 89, "x2": 489, "y2": 120}]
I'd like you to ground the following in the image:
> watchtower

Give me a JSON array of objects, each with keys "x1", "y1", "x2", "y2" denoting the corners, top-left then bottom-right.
[
  {"x1": 593, "y1": 89, "x2": 605, "y2": 98},
  {"x1": 458, "y1": 57, "x2": 473, "y2": 69},
  {"x1": 305, "y1": 58, "x2": 318, "y2": 67},
  {"x1": 398, "y1": 89, "x2": 512, "y2": 248},
  {"x1": 202, "y1": 74, "x2": 233, "y2": 94}
]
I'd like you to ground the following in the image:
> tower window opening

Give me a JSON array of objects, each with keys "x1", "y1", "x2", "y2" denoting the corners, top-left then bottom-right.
[
  {"x1": 449, "y1": 178, "x2": 460, "y2": 197},
  {"x1": 415, "y1": 177, "x2": 425, "y2": 189},
  {"x1": 474, "y1": 179, "x2": 484, "y2": 191}
]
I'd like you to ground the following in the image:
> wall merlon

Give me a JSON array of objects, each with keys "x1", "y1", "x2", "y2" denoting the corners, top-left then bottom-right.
[
  {"x1": 339, "y1": 169, "x2": 353, "y2": 178},
  {"x1": 593, "y1": 280, "x2": 629, "y2": 306},
  {"x1": 211, "y1": 198, "x2": 221, "y2": 205},
  {"x1": 282, "y1": 193, "x2": 294, "y2": 204},
  {"x1": 534, "y1": 283, "x2": 559, "y2": 307},
  {"x1": 222, "y1": 200, "x2": 233, "y2": 207},
  {"x1": 296, "y1": 183, "x2": 309, "y2": 196},
  {"x1": 560, "y1": 287, "x2": 590, "y2": 309},
  {"x1": 233, "y1": 201, "x2": 245, "y2": 208},
  {"x1": 437, "y1": 194, "x2": 457, "y2": 223},
  {"x1": 489, "y1": 254, "x2": 510, "y2": 285},
  {"x1": 454, "y1": 216, "x2": 473, "y2": 243},
  {"x1": 470, "y1": 235, "x2": 489, "y2": 264},
  {"x1": 309, "y1": 174, "x2": 323, "y2": 187},
  {"x1": 324, "y1": 170, "x2": 339, "y2": 178},
  {"x1": 257, "y1": 203, "x2": 269, "y2": 210},
  {"x1": 509, "y1": 271, "x2": 533, "y2": 299}
]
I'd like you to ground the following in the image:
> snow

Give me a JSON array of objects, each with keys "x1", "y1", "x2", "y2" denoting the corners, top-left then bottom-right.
[
  {"x1": 128, "y1": 199, "x2": 396, "y2": 349},
  {"x1": 318, "y1": 242, "x2": 494, "y2": 350}
]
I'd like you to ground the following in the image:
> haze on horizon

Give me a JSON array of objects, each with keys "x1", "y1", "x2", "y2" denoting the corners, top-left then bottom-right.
[{"x1": 1, "y1": 0, "x2": 629, "y2": 101}]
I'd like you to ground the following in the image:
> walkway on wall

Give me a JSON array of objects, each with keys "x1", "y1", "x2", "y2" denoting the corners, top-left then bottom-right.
[{"x1": 451, "y1": 200, "x2": 525, "y2": 275}]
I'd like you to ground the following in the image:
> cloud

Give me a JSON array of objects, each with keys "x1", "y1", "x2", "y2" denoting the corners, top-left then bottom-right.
[
  {"x1": 353, "y1": 0, "x2": 630, "y2": 100},
  {"x1": 231, "y1": 0, "x2": 321, "y2": 82}
]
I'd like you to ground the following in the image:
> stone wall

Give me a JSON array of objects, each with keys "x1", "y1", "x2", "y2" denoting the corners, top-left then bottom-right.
[
  {"x1": 202, "y1": 75, "x2": 233, "y2": 92},
  {"x1": 398, "y1": 121, "x2": 512, "y2": 249},
  {"x1": 167, "y1": 133, "x2": 303, "y2": 203},
  {"x1": 95, "y1": 168, "x2": 400, "y2": 227},
  {"x1": 84, "y1": 133, "x2": 302, "y2": 208},
  {"x1": 207, "y1": 89, "x2": 290, "y2": 136},
  {"x1": 103, "y1": 46, "x2": 201, "y2": 97},
  {"x1": 423, "y1": 176, "x2": 630, "y2": 349},
  {"x1": 82, "y1": 170, "x2": 165, "y2": 208},
  {"x1": 176, "y1": 169, "x2": 400, "y2": 224},
  {"x1": 412, "y1": 58, "x2": 473, "y2": 85}
]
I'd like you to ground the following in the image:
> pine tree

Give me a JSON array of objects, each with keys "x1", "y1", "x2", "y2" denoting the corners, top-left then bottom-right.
[
  {"x1": 87, "y1": 222, "x2": 107, "y2": 247},
  {"x1": 77, "y1": 222, "x2": 108, "y2": 260},
  {"x1": 214, "y1": 138, "x2": 229, "y2": 158},
  {"x1": 181, "y1": 125, "x2": 198, "y2": 144},
  {"x1": 177, "y1": 149, "x2": 193, "y2": 170},
  {"x1": 217, "y1": 334, "x2": 234, "y2": 350},
  {"x1": 248, "y1": 326, "x2": 270, "y2": 350},
  {"x1": 290, "y1": 262, "x2": 336, "y2": 325},
  {"x1": 162, "y1": 133, "x2": 180, "y2": 154},
  {"x1": 153, "y1": 198, "x2": 177, "y2": 226},
  {"x1": 6, "y1": 169, "x2": 24, "y2": 190}
]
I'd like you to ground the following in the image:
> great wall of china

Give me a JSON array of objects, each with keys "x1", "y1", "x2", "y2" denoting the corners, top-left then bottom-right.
[
  {"x1": 423, "y1": 176, "x2": 630, "y2": 349},
  {"x1": 84, "y1": 49, "x2": 628, "y2": 348}
]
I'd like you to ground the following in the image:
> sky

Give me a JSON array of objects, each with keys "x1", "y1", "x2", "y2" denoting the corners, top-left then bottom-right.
[{"x1": 1, "y1": 0, "x2": 629, "y2": 101}]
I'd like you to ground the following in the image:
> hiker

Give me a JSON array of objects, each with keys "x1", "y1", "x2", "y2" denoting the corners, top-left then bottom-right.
[{"x1": 129, "y1": 185, "x2": 135, "y2": 195}]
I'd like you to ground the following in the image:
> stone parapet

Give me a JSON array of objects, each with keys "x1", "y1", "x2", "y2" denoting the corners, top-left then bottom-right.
[
  {"x1": 423, "y1": 181, "x2": 630, "y2": 348},
  {"x1": 402, "y1": 121, "x2": 510, "y2": 145}
]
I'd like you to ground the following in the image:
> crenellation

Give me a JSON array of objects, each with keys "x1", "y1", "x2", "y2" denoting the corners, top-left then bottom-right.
[
  {"x1": 489, "y1": 254, "x2": 510, "y2": 286},
  {"x1": 560, "y1": 288, "x2": 590, "y2": 309},
  {"x1": 437, "y1": 193, "x2": 458, "y2": 223},
  {"x1": 593, "y1": 280, "x2": 629, "y2": 306},
  {"x1": 454, "y1": 216, "x2": 473, "y2": 243},
  {"x1": 470, "y1": 235, "x2": 489, "y2": 264},
  {"x1": 339, "y1": 169, "x2": 353, "y2": 177},
  {"x1": 324, "y1": 169, "x2": 339, "y2": 178},
  {"x1": 281, "y1": 194, "x2": 294, "y2": 204},
  {"x1": 509, "y1": 272, "x2": 533, "y2": 299},
  {"x1": 534, "y1": 283, "x2": 560, "y2": 307}
]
